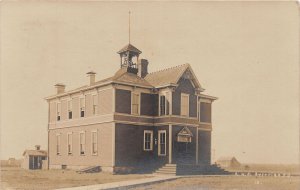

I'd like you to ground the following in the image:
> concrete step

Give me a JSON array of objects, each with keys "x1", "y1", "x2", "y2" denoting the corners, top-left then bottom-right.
[{"x1": 157, "y1": 168, "x2": 177, "y2": 172}]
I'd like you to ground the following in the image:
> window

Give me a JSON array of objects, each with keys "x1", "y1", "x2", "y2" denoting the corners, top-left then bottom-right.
[
  {"x1": 165, "y1": 92, "x2": 170, "y2": 115},
  {"x1": 68, "y1": 100, "x2": 72, "y2": 119},
  {"x1": 132, "y1": 93, "x2": 140, "y2": 115},
  {"x1": 67, "y1": 133, "x2": 72, "y2": 155},
  {"x1": 158, "y1": 130, "x2": 166, "y2": 156},
  {"x1": 200, "y1": 102, "x2": 211, "y2": 123},
  {"x1": 91, "y1": 131, "x2": 98, "y2": 155},
  {"x1": 57, "y1": 103, "x2": 61, "y2": 121},
  {"x1": 160, "y1": 94, "x2": 170, "y2": 116},
  {"x1": 92, "y1": 95, "x2": 98, "y2": 115},
  {"x1": 181, "y1": 93, "x2": 189, "y2": 116},
  {"x1": 56, "y1": 134, "x2": 61, "y2": 155},
  {"x1": 160, "y1": 96, "x2": 166, "y2": 116},
  {"x1": 143, "y1": 130, "x2": 153, "y2": 151},
  {"x1": 79, "y1": 132, "x2": 85, "y2": 155},
  {"x1": 80, "y1": 98, "x2": 85, "y2": 117}
]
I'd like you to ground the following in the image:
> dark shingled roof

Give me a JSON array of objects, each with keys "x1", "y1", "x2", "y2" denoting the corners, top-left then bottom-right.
[
  {"x1": 117, "y1": 43, "x2": 142, "y2": 54},
  {"x1": 145, "y1": 64, "x2": 190, "y2": 87}
]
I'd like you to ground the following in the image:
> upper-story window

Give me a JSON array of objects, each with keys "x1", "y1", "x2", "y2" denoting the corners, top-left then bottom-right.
[
  {"x1": 160, "y1": 94, "x2": 170, "y2": 116},
  {"x1": 92, "y1": 95, "x2": 98, "y2": 115},
  {"x1": 180, "y1": 93, "x2": 189, "y2": 117},
  {"x1": 68, "y1": 100, "x2": 72, "y2": 119},
  {"x1": 131, "y1": 93, "x2": 140, "y2": 115},
  {"x1": 57, "y1": 103, "x2": 61, "y2": 121},
  {"x1": 80, "y1": 97, "x2": 85, "y2": 117},
  {"x1": 200, "y1": 102, "x2": 211, "y2": 123}
]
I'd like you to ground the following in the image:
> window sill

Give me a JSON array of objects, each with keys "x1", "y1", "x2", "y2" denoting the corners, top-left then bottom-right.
[{"x1": 143, "y1": 149, "x2": 153, "y2": 151}]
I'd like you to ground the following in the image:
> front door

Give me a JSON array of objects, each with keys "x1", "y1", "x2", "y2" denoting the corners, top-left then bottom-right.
[
  {"x1": 158, "y1": 130, "x2": 166, "y2": 156},
  {"x1": 175, "y1": 141, "x2": 193, "y2": 164}
]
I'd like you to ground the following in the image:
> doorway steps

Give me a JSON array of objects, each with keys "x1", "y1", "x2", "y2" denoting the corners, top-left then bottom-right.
[
  {"x1": 76, "y1": 166, "x2": 101, "y2": 174},
  {"x1": 154, "y1": 164, "x2": 230, "y2": 176}
]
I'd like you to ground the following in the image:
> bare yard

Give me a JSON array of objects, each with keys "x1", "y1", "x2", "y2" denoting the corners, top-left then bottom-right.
[
  {"x1": 131, "y1": 176, "x2": 300, "y2": 190},
  {"x1": 0, "y1": 167, "x2": 150, "y2": 190}
]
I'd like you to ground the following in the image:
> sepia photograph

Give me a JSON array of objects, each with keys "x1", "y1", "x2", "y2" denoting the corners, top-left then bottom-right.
[{"x1": 0, "y1": 1, "x2": 299, "y2": 190}]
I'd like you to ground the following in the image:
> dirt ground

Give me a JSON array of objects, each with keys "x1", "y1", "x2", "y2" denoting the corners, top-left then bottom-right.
[
  {"x1": 0, "y1": 167, "x2": 150, "y2": 190},
  {"x1": 131, "y1": 176, "x2": 300, "y2": 190}
]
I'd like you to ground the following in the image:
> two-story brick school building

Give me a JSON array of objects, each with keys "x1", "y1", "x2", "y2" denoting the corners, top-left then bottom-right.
[{"x1": 45, "y1": 43, "x2": 217, "y2": 173}]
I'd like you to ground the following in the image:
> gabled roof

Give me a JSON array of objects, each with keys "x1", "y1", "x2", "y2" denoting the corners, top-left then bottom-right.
[
  {"x1": 144, "y1": 63, "x2": 203, "y2": 89},
  {"x1": 117, "y1": 43, "x2": 142, "y2": 54},
  {"x1": 23, "y1": 150, "x2": 47, "y2": 157}
]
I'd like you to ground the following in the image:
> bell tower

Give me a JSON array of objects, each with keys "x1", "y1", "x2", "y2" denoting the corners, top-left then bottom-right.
[{"x1": 117, "y1": 11, "x2": 142, "y2": 74}]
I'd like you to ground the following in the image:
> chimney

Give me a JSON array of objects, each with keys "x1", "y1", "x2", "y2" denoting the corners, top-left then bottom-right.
[
  {"x1": 35, "y1": 145, "x2": 40, "y2": 150},
  {"x1": 87, "y1": 71, "x2": 96, "y2": 85},
  {"x1": 137, "y1": 59, "x2": 149, "y2": 78},
  {"x1": 54, "y1": 83, "x2": 66, "y2": 94}
]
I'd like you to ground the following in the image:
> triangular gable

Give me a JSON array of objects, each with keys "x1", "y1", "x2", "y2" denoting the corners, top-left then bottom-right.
[
  {"x1": 177, "y1": 126, "x2": 193, "y2": 137},
  {"x1": 177, "y1": 126, "x2": 193, "y2": 143},
  {"x1": 174, "y1": 64, "x2": 203, "y2": 91}
]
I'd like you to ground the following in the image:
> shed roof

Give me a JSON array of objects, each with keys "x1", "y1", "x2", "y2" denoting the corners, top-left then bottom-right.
[{"x1": 23, "y1": 150, "x2": 47, "y2": 157}]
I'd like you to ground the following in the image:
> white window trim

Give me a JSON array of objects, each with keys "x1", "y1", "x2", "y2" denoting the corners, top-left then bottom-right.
[
  {"x1": 180, "y1": 93, "x2": 189, "y2": 117},
  {"x1": 91, "y1": 130, "x2": 98, "y2": 155},
  {"x1": 158, "y1": 130, "x2": 167, "y2": 156},
  {"x1": 159, "y1": 91, "x2": 171, "y2": 116},
  {"x1": 67, "y1": 132, "x2": 73, "y2": 155},
  {"x1": 143, "y1": 130, "x2": 153, "y2": 151},
  {"x1": 131, "y1": 92, "x2": 140, "y2": 115},
  {"x1": 79, "y1": 131, "x2": 86, "y2": 156}
]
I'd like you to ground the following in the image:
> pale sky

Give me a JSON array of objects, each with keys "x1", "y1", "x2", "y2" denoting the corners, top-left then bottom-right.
[{"x1": 0, "y1": 1, "x2": 299, "y2": 164}]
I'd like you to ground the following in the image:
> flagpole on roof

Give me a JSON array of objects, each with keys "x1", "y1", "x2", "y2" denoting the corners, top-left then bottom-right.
[{"x1": 129, "y1": 11, "x2": 131, "y2": 44}]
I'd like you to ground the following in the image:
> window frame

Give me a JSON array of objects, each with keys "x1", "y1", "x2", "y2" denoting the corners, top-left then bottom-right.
[
  {"x1": 158, "y1": 130, "x2": 167, "y2": 156},
  {"x1": 159, "y1": 95, "x2": 166, "y2": 116},
  {"x1": 143, "y1": 130, "x2": 153, "y2": 151},
  {"x1": 131, "y1": 92, "x2": 140, "y2": 115},
  {"x1": 180, "y1": 93, "x2": 189, "y2": 117},
  {"x1": 57, "y1": 102, "x2": 61, "y2": 121},
  {"x1": 79, "y1": 131, "x2": 86, "y2": 155},
  {"x1": 91, "y1": 130, "x2": 98, "y2": 155},
  {"x1": 80, "y1": 97, "x2": 85, "y2": 118},
  {"x1": 92, "y1": 94, "x2": 98, "y2": 115},
  {"x1": 68, "y1": 100, "x2": 72, "y2": 119}
]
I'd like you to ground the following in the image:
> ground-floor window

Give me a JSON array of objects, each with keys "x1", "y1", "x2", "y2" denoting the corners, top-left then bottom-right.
[
  {"x1": 143, "y1": 130, "x2": 153, "y2": 151},
  {"x1": 56, "y1": 134, "x2": 61, "y2": 155},
  {"x1": 67, "y1": 133, "x2": 72, "y2": 155},
  {"x1": 158, "y1": 130, "x2": 166, "y2": 156},
  {"x1": 91, "y1": 131, "x2": 98, "y2": 155},
  {"x1": 79, "y1": 132, "x2": 85, "y2": 155}
]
